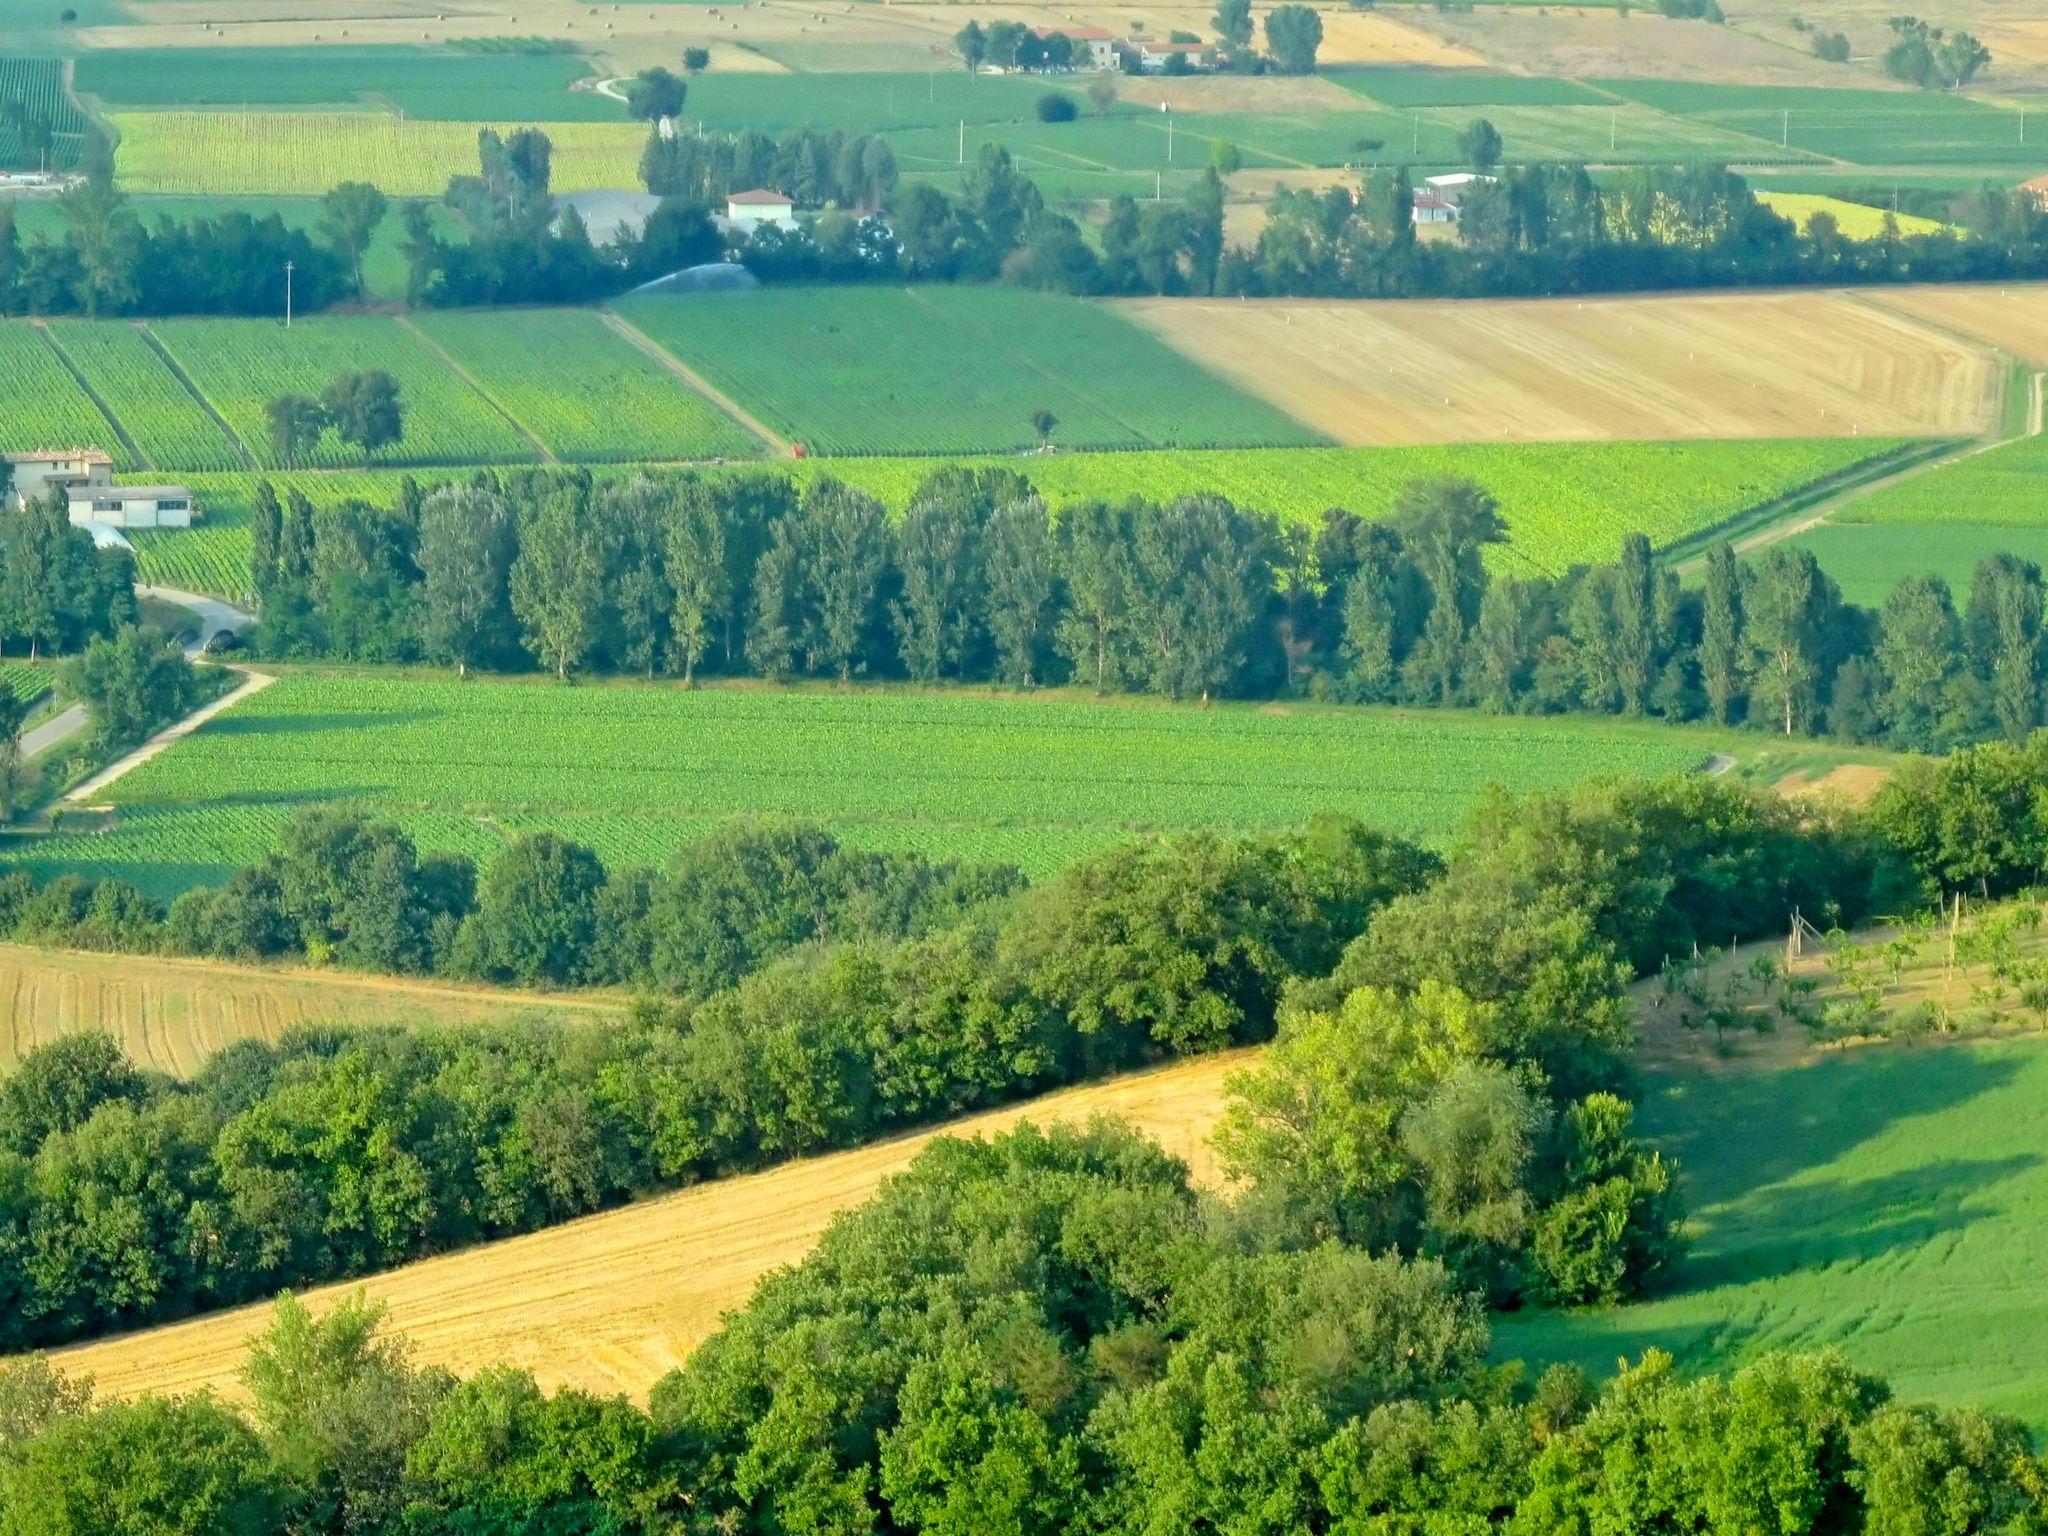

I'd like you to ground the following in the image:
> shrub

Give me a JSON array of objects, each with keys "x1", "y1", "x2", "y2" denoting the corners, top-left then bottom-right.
[{"x1": 1035, "y1": 92, "x2": 1077, "y2": 122}]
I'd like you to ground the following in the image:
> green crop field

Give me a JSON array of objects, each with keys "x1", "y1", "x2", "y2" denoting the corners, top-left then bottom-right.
[
  {"x1": 1788, "y1": 522, "x2": 2048, "y2": 608},
  {"x1": 672, "y1": 70, "x2": 1091, "y2": 135},
  {"x1": 1327, "y1": 68, "x2": 1611, "y2": 109},
  {"x1": 1836, "y1": 433, "x2": 2048, "y2": 527},
  {"x1": 110, "y1": 112, "x2": 641, "y2": 197},
  {"x1": 1595, "y1": 80, "x2": 2036, "y2": 167},
  {"x1": 0, "y1": 56, "x2": 91, "y2": 170},
  {"x1": 0, "y1": 324, "x2": 127, "y2": 466},
  {"x1": 145, "y1": 316, "x2": 535, "y2": 470},
  {"x1": 613, "y1": 287, "x2": 1325, "y2": 455},
  {"x1": 0, "y1": 671, "x2": 1728, "y2": 897},
  {"x1": 43, "y1": 322, "x2": 244, "y2": 473},
  {"x1": 119, "y1": 437, "x2": 1906, "y2": 599},
  {"x1": 411, "y1": 310, "x2": 759, "y2": 462},
  {"x1": 0, "y1": 663, "x2": 52, "y2": 707},
  {"x1": 1497, "y1": 1038, "x2": 2048, "y2": 1436},
  {"x1": 73, "y1": 47, "x2": 609, "y2": 120}
]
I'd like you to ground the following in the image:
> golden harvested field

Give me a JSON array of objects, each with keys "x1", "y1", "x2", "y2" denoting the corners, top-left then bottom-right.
[
  {"x1": 1856, "y1": 283, "x2": 2048, "y2": 370},
  {"x1": 112, "y1": 112, "x2": 644, "y2": 196},
  {"x1": 875, "y1": 2, "x2": 1479, "y2": 64},
  {"x1": 45, "y1": 1050, "x2": 1246, "y2": 1404},
  {"x1": 1405, "y1": 6, "x2": 1870, "y2": 86},
  {"x1": 1116, "y1": 289, "x2": 2001, "y2": 445},
  {"x1": 0, "y1": 943, "x2": 620, "y2": 1078}
]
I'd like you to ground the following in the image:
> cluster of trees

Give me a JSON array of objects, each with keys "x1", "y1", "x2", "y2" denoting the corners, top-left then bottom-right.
[
  {"x1": 640, "y1": 122, "x2": 899, "y2": 212},
  {"x1": 0, "y1": 811, "x2": 1443, "y2": 1347},
  {"x1": 954, "y1": 20, "x2": 1094, "y2": 73},
  {"x1": 239, "y1": 461, "x2": 2048, "y2": 758},
  {"x1": 0, "y1": 490, "x2": 138, "y2": 660},
  {"x1": 1884, "y1": 14, "x2": 1991, "y2": 89},
  {"x1": 9, "y1": 767, "x2": 2040, "y2": 1530},
  {"x1": 0, "y1": 178, "x2": 347, "y2": 319},
  {"x1": 264, "y1": 369, "x2": 405, "y2": 467}
]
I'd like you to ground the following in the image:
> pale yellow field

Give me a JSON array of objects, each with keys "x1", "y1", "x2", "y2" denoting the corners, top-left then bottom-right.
[
  {"x1": 44, "y1": 1050, "x2": 1246, "y2": 1404},
  {"x1": 112, "y1": 111, "x2": 645, "y2": 196},
  {"x1": 1855, "y1": 283, "x2": 2048, "y2": 370},
  {"x1": 1757, "y1": 192, "x2": 1946, "y2": 240},
  {"x1": 874, "y1": 2, "x2": 1479, "y2": 65},
  {"x1": 1117, "y1": 289, "x2": 2002, "y2": 445},
  {"x1": 0, "y1": 943, "x2": 620, "y2": 1078}
]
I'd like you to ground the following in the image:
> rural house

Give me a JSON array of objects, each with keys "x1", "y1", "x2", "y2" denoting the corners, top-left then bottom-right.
[
  {"x1": 1036, "y1": 25, "x2": 1117, "y2": 70},
  {"x1": 726, "y1": 189, "x2": 798, "y2": 234},
  {"x1": 5, "y1": 447, "x2": 113, "y2": 509},
  {"x1": 1411, "y1": 191, "x2": 1459, "y2": 225},
  {"x1": 1125, "y1": 38, "x2": 1212, "y2": 72}
]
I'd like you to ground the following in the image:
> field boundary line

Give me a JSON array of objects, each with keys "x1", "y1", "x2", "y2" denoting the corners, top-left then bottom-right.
[
  {"x1": 32, "y1": 321, "x2": 150, "y2": 470},
  {"x1": 395, "y1": 314, "x2": 559, "y2": 466},
  {"x1": 598, "y1": 309, "x2": 793, "y2": 457},
  {"x1": 64, "y1": 667, "x2": 276, "y2": 805},
  {"x1": 134, "y1": 323, "x2": 259, "y2": 470}
]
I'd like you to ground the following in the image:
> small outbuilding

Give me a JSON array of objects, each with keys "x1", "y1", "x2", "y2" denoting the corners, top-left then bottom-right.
[
  {"x1": 726, "y1": 189, "x2": 797, "y2": 234},
  {"x1": 1411, "y1": 191, "x2": 1459, "y2": 225},
  {"x1": 66, "y1": 485, "x2": 193, "y2": 530}
]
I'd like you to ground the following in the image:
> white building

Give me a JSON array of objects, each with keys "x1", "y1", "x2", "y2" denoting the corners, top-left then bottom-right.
[
  {"x1": 1124, "y1": 39, "x2": 1210, "y2": 72},
  {"x1": 66, "y1": 485, "x2": 193, "y2": 530},
  {"x1": 1036, "y1": 25, "x2": 1117, "y2": 70},
  {"x1": 1411, "y1": 190, "x2": 1459, "y2": 225},
  {"x1": 726, "y1": 189, "x2": 797, "y2": 234},
  {"x1": 5, "y1": 447, "x2": 113, "y2": 509}
]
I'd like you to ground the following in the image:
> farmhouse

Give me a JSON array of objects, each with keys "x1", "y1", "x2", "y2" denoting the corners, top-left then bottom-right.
[
  {"x1": 726, "y1": 189, "x2": 797, "y2": 234},
  {"x1": 1036, "y1": 25, "x2": 1117, "y2": 70},
  {"x1": 1125, "y1": 39, "x2": 1212, "y2": 72},
  {"x1": 4, "y1": 447, "x2": 113, "y2": 510},
  {"x1": 66, "y1": 485, "x2": 194, "y2": 530}
]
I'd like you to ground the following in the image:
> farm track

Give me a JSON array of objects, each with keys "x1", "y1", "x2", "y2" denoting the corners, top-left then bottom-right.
[
  {"x1": 394, "y1": 314, "x2": 559, "y2": 465},
  {"x1": 32, "y1": 322, "x2": 149, "y2": 470},
  {"x1": 596, "y1": 309, "x2": 790, "y2": 457},
  {"x1": 44, "y1": 1050, "x2": 1250, "y2": 1405},
  {"x1": 64, "y1": 666, "x2": 276, "y2": 805},
  {"x1": 133, "y1": 323, "x2": 258, "y2": 470}
]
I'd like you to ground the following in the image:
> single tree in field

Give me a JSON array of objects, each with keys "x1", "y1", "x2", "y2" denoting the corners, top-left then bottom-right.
[
  {"x1": 1459, "y1": 116, "x2": 1503, "y2": 173},
  {"x1": 321, "y1": 371, "x2": 403, "y2": 466},
  {"x1": 682, "y1": 46, "x2": 711, "y2": 73},
  {"x1": 1030, "y1": 408, "x2": 1058, "y2": 448},
  {"x1": 418, "y1": 485, "x2": 516, "y2": 678},
  {"x1": 265, "y1": 394, "x2": 327, "y2": 469},
  {"x1": 625, "y1": 66, "x2": 687, "y2": 124},
  {"x1": 316, "y1": 181, "x2": 389, "y2": 300},
  {"x1": 1212, "y1": 0, "x2": 1253, "y2": 49},
  {"x1": 1087, "y1": 77, "x2": 1118, "y2": 116},
  {"x1": 60, "y1": 623, "x2": 197, "y2": 754},
  {"x1": 1263, "y1": 5, "x2": 1323, "y2": 74},
  {"x1": 1210, "y1": 137, "x2": 1243, "y2": 174},
  {"x1": 955, "y1": 20, "x2": 987, "y2": 72}
]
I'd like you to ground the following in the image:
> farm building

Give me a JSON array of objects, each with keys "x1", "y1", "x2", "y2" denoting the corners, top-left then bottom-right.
[
  {"x1": 1035, "y1": 26, "x2": 1117, "y2": 70},
  {"x1": 1412, "y1": 191, "x2": 1459, "y2": 225},
  {"x1": 66, "y1": 485, "x2": 193, "y2": 530},
  {"x1": 1126, "y1": 39, "x2": 1212, "y2": 72},
  {"x1": 726, "y1": 189, "x2": 797, "y2": 234},
  {"x1": 4, "y1": 447, "x2": 113, "y2": 509}
]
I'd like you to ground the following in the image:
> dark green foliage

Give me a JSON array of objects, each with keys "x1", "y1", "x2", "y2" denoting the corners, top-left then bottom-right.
[
  {"x1": 0, "y1": 492, "x2": 137, "y2": 661},
  {"x1": 59, "y1": 622, "x2": 200, "y2": 754}
]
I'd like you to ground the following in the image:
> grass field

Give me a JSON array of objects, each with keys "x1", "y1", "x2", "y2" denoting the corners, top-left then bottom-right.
[
  {"x1": 41, "y1": 1049, "x2": 1245, "y2": 1404},
  {"x1": 1594, "y1": 79, "x2": 2037, "y2": 166},
  {"x1": 410, "y1": 310, "x2": 758, "y2": 463},
  {"x1": 147, "y1": 315, "x2": 535, "y2": 470},
  {"x1": 614, "y1": 287, "x2": 1326, "y2": 455},
  {"x1": 0, "y1": 324, "x2": 128, "y2": 467},
  {"x1": 1755, "y1": 192, "x2": 1946, "y2": 240},
  {"x1": 43, "y1": 321, "x2": 245, "y2": 473},
  {"x1": 1498, "y1": 1036, "x2": 2048, "y2": 1435},
  {"x1": 0, "y1": 672, "x2": 1736, "y2": 897},
  {"x1": 0, "y1": 943, "x2": 620, "y2": 1078},
  {"x1": 110, "y1": 112, "x2": 642, "y2": 197},
  {"x1": 1326, "y1": 67, "x2": 1612, "y2": 108},
  {"x1": 1787, "y1": 521, "x2": 2048, "y2": 607},
  {"x1": 73, "y1": 46, "x2": 609, "y2": 120},
  {"x1": 1837, "y1": 432, "x2": 2048, "y2": 527},
  {"x1": 117, "y1": 437, "x2": 1909, "y2": 599},
  {"x1": 1118, "y1": 290, "x2": 1995, "y2": 445}
]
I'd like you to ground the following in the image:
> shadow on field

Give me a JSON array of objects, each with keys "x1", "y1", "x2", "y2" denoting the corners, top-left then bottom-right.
[
  {"x1": 1684, "y1": 1153, "x2": 2040, "y2": 1288},
  {"x1": 1638, "y1": 1047, "x2": 2028, "y2": 1212}
]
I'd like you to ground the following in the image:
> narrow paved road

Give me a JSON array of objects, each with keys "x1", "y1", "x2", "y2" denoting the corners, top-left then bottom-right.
[{"x1": 21, "y1": 587, "x2": 256, "y2": 765}]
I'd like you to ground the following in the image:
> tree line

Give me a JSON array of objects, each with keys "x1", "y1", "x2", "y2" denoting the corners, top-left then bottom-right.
[
  {"x1": 245, "y1": 462, "x2": 2048, "y2": 756},
  {"x1": 0, "y1": 490, "x2": 138, "y2": 660},
  {"x1": 5, "y1": 764, "x2": 2044, "y2": 1531}
]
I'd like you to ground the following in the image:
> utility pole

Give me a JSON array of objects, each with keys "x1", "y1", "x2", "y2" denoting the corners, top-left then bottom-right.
[
  {"x1": 1611, "y1": 109, "x2": 1616, "y2": 152},
  {"x1": 958, "y1": 118, "x2": 964, "y2": 163},
  {"x1": 284, "y1": 260, "x2": 294, "y2": 328},
  {"x1": 1163, "y1": 101, "x2": 1173, "y2": 161},
  {"x1": 1781, "y1": 107, "x2": 1788, "y2": 148}
]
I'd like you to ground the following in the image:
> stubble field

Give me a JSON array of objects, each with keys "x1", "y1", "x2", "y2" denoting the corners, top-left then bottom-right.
[{"x1": 1116, "y1": 289, "x2": 2002, "y2": 445}]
